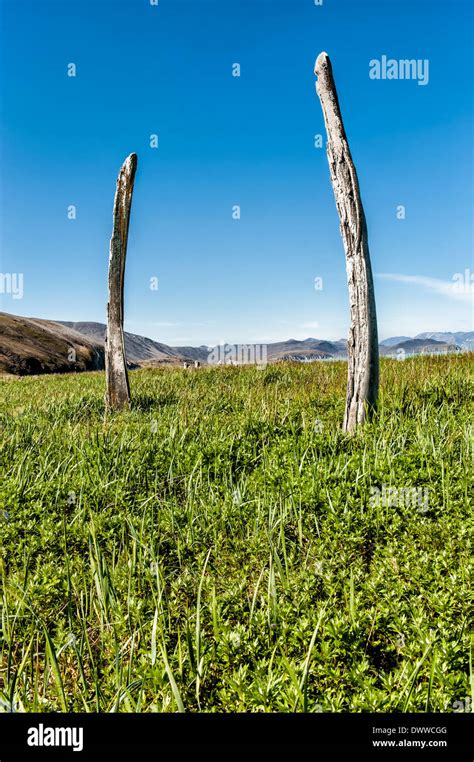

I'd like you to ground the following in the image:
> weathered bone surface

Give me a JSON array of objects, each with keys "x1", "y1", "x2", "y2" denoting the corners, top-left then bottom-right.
[
  {"x1": 105, "y1": 153, "x2": 137, "y2": 410},
  {"x1": 315, "y1": 52, "x2": 379, "y2": 432}
]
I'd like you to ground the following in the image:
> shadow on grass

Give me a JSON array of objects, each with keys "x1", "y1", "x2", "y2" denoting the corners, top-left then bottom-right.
[{"x1": 131, "y1": 392, "x2": 179, "y2": 412}]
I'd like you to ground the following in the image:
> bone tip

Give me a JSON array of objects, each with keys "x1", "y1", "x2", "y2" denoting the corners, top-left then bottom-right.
[{"x1": 315, "y1": 51, "x2": 329, "y2": 75}]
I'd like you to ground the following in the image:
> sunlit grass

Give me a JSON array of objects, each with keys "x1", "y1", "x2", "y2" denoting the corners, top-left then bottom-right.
[{"x1": 0, "y1": 354, "x2": 472, "y2": 712}]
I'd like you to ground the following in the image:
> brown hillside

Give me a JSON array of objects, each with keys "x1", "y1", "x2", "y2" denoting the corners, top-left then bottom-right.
[{"x1": 0, "y1": 313, "x2": 105, "y2": 376}]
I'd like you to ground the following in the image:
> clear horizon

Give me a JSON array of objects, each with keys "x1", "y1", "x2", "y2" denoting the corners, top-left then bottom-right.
[
  {"x1": 0, "y1": 0, "x2": 472, "y2": 345},
  {"x1": 0, "y1": 308, "x2": 472, "y2": 349}
]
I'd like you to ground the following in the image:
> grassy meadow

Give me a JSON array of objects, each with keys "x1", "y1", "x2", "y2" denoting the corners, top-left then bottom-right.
[{"x1": 0, "y1": 354, "x2": 472, "y2": 712}]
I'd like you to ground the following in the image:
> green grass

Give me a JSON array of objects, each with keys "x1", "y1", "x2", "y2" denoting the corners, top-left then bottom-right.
[{"x1": 0, "y1": 354, "x2": 472, "y2": 712}]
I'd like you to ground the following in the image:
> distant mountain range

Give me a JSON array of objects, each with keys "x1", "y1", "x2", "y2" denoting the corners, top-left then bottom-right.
[
  {"x1": 0, "y1": 312, "x2": 472, "y2": 376},
  {"x1": 380, "y1": 332, "x2": 474, "y2": 347},
  {"x1": 57, "y1": 321, "x2": 209, "y2": 365}
]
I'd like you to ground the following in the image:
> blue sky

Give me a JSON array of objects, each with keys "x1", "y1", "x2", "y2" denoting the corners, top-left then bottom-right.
[{"x1": 0, "y1": 0, "x2": 472, "y2": 345}]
